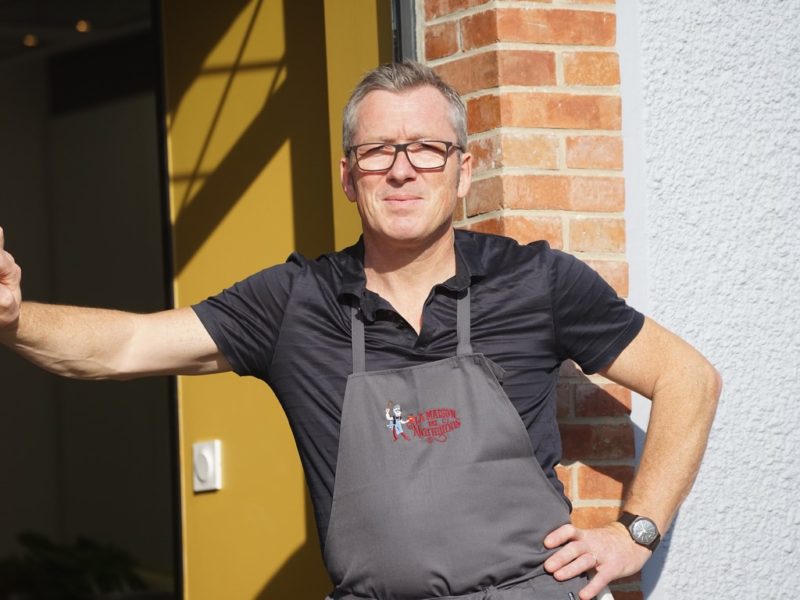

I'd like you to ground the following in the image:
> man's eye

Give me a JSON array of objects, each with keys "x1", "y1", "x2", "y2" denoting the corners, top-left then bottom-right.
[
  {"x1": 411, "y1": 142, "x2": 446, "y2": 154},
  {"x1": 361, "y1": 145, "x2": 393, "y2": 156}
]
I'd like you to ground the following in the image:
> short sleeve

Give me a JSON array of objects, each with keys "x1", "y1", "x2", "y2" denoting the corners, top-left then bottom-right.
[
  {"x1": 191, "y1": 255, "x2": 304, "y2": 381},
  {"x1": 549, "y1": 250, "x2": 644, "y2": 374}
]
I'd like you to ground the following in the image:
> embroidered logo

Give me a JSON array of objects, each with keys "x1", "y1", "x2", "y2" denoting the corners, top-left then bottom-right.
[{"x1": 384, "y1": 402, "x2": 461, "y2": 444}]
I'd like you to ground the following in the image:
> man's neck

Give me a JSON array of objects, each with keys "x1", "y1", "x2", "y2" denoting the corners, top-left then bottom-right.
[{"x1": 362, "y1": 229, "x2": 456, "y2": 332}]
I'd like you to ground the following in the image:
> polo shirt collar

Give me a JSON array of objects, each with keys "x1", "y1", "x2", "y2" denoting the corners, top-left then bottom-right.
[{"x1": 337, "y1": 230, "x2": 486, "y2": 320}]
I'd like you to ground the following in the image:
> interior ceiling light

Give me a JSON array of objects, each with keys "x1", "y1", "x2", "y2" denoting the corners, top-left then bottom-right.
[
  {"x1": 75, "y1": 19, "x2": 91, "y2": 33},
  {"x1": 22, "y1": 33, "x2": 39, "y2": 47}
]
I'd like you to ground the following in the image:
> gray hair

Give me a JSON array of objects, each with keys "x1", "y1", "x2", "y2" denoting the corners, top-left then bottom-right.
[{"x1": 342, "y1": 61, "x2": 468, "y2": 153}]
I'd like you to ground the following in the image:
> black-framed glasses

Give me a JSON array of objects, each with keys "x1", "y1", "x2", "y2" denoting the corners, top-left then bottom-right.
[{"x1": 347, "y1": 140, "x2": 463, "y2": 172}]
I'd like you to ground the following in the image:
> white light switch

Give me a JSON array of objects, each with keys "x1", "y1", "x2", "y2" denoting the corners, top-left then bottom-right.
[{"x1": 193, "y1": 440, "x2": 222, "y2": 493}]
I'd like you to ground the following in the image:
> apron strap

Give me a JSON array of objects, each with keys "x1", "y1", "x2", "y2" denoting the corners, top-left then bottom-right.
[
  {"x1": 351, "y1": 304, "x2": 366, "y2": 374},
  {"x1": 456, "y1": 287, "x2": 473, "y2": 356},
  {"x1": 350, "y1": 286, "x2": 473, "y2": 374}
]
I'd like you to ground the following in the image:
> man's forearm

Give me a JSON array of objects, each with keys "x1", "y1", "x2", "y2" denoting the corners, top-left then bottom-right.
[
  {"x1": 0, "y1": 301, "x2": 140, "y2": 380},
  {"x1": 600, "y1": 317, "x2": 723, "y2": 534},
  {"x1": 1, "y1": 301, "x2": 231, "y2": 380},
  {"x1": 621, "y1": 353, "x2": 722, "y2": 533}
]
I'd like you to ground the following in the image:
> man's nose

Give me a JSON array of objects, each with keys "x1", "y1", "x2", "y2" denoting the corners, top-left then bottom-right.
[{"x1": 387, "y1": 148, "x2": 417, "y2": 181}]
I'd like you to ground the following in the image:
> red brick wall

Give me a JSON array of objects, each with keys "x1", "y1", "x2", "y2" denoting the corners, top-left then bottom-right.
[{"x1": 421, "y1": 2, "x2": 641, "y2": 597}]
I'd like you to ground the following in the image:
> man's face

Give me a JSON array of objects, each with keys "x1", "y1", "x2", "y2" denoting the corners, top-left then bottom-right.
[{"x1": 340, "y1": 86, "x2": 472, "y2": 249}]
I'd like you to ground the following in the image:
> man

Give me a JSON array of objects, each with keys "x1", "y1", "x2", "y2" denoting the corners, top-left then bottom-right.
[{"x1": 0, "y1": 62, "x2": 720, "y2": 599}]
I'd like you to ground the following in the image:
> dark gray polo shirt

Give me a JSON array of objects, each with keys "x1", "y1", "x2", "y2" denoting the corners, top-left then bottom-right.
[{"x1": 193, "y1": 229, "x2": 644, "y2": 546}]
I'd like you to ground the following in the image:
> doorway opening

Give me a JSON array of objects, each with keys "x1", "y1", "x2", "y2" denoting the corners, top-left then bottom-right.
[{"x1": 0, "y1": 1, "x2": 179, "y2": 597}]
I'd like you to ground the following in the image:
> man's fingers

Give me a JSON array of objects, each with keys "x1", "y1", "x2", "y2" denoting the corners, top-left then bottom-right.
[
  {"x1": 0, "y1": 285, "x2": 13, "y2": 308},
  {"x1": 0, "y1": 249, "x2": 20, "y2": 283},
  {"x1": 552, "y1": 550, "x2": 597, "y2": 582},
  {"x1": 0, "y1": 286, "x2": 20, "y2": 329},
  {"x1": 543, "y1": 523, "x2": 579, "y2": 549},
  {"x1": 579, "y1": 571, "x2": 613, "y2": 600},
  {"x1": 0, "y1": 226, "x2": 22, "y2": 327},
  {"x1": 0, "y1": 227, "x2": 20, "y2": 283},
  {"x1": 543, "y1": 539, "x2": 586, "y2": 574}
]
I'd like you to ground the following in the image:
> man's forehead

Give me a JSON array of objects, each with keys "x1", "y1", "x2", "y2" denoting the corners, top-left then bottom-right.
[
  {"x1": 352, "y1": 86, "x2": 454, "y2": 139},
  {"x1": 362, "y1": 85, "x2": 447, "y2": 110}
]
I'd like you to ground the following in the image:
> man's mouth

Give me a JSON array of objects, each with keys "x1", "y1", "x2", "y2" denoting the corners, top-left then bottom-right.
[{"x1": 383, "y1": 194, "x2": 422, "y2": 202}]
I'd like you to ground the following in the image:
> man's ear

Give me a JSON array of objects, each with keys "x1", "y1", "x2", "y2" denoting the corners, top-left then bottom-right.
[
  {"x1": 456, "y1": 151, "x2": 473, "y2": 200},
  {"x1": 340, "y1": 157, "x2": 357, "y2": 203}
]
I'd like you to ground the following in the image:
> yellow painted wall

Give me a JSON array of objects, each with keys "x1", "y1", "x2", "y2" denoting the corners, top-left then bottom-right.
[
  {"x1": 324, "y1": 0, "x2": 394, "y2": 250},
  {"x1": 160, "y1": 1, "x2": 391, "y2": 597}
]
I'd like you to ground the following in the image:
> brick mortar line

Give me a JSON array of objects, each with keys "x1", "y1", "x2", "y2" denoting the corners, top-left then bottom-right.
[
  {"x1": 573, "y1": 498, "x2": 627, "y2": 506},
  {"x1": 455, "y1": 6, "x2": 464, "y2": 53},
  {"x1": 559, "y1": 458, "x2": 637, "y2": 467},
  {"x1": 425, "y1": 44, "x2": 619, "y2": 69},
  {"x1": 570, "y1": 464, "x2": 579, "y2": 498},
  {"x1": 425, "y1": 43, "x2": 620, "y2": 62},
  {"x1": 459, "y1": 217, "x2": 628, "y2": 233},
  {"x1": 462, "y1": 216, "x2": 628, "y2": 232},
  {"x1": 562, "y1": 207, "x2": 571, "y2": 251},
  {"x1": 559, "y1": 460, "x2": 637, "y2": 470},
  {"x1": 493, "y1": 1, "x2": 616, "y2": 12},
  {"x1": 462, "y1": 208, "x2": 627, "y2": 219},
  {"x1": 555, "y1": 49, "x2": 565, "y2": 87},
  {"x1": 470, "y1": 166, "x2": 626, "y2": 179},
  {"x1": 415, "y1": 0, "x2": 426, "y2": 60},
  {"x1": 573, "y1": 251, "x2": 630, "y2": 261},
  {"x1": 460, "y1": 86, "x2": 621, "y2": 102},
  {"x1": 461, "y1": 208, "x2": 626, "y2": 221},
  {"x1": 557, "y1": 135, "x2": 567, "y2": 170},
  {"x1": 460, "y1": 85, "x2": 622, "y2": 98},
  {"x1": 468, "y1": 127, "x2": 624, "y2": 139},
  {"x1": 551, "y1": 0, "x2": 616, "y2": 6},
  {"x1": 467, "y1": 166, "x2": 625, "y2": 175},
  {"x1": 424, "y1": 3, "x2": 617, "y2": 26}
]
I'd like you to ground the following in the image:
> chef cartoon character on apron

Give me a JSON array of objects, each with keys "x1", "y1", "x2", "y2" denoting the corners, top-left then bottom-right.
[
  {"x1": 386, "y1": 401, "x2": 414, "y2": 441},
  {"x1": 324, "y1": 289, "x2": 590, "y2": 599}
]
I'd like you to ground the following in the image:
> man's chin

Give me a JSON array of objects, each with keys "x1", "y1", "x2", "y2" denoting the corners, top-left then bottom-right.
[{"x1": 367, "y1": 224, "x2": 454, "y2": 249}]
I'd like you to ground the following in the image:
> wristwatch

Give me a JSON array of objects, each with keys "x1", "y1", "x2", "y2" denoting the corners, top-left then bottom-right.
[{"x1": 618, "y1": 511, "x2": 661, "y2": 551}]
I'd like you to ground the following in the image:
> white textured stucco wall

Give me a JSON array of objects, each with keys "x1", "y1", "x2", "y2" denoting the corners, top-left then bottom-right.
[{"x1": 620, "y1": 1, "x2": 800, "y2": 597}]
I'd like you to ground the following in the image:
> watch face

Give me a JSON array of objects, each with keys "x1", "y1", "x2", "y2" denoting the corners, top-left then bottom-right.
[{"x1": 631, "y1": 518, "x2": 658, "y2": 544}]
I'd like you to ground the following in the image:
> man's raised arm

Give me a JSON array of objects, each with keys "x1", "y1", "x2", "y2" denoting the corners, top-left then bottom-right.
[{"x1": 0, "y1": 227, "x2": 230, "y2": 380}]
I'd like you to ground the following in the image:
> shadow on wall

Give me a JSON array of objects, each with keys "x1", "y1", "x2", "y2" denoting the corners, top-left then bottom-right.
[
  {"x1": 164, "y1": 0, "x2": 335, "y2": 277},
  {"x1": 161, "y1": 0, "x2": 338, "y2": 595},
  {"x1": 254, "y1": 495, "x2": 331, "y2": 599}
]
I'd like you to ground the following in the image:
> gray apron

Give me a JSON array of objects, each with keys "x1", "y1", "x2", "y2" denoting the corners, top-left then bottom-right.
[{"x1": 323, "y1": 289, "x2": 588, "y2": 599}]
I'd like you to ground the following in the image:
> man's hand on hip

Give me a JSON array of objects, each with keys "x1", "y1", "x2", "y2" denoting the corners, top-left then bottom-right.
[{"x1": 543, "y1": 522, "x2": 651, "y2": 600}]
